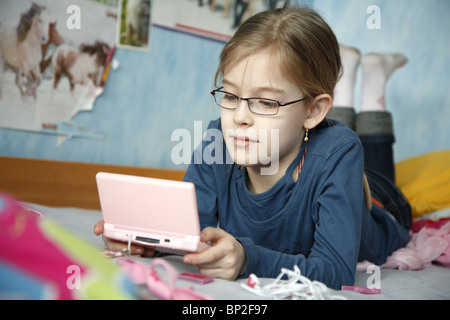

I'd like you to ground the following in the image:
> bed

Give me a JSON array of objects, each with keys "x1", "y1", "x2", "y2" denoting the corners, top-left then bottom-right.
[{"x1": 1, "y1": 155, "x2": 450, "y2": 300}]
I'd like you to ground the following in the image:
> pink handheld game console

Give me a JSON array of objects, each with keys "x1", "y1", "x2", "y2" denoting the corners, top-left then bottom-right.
[{"x1": 96, "y1": 172, "x2": 209, "y2": 255}]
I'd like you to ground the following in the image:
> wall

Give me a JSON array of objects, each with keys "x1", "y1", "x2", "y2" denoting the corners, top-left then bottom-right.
[
  {"x1": 1, "y1": 0, "x2": 449, "y2": 170},
  {"x1": 313, "y1": 0, "x2": 450, "y2": 164},
  {"x1": 0, "y1": 22, "x2": 223, "y2": 169}
]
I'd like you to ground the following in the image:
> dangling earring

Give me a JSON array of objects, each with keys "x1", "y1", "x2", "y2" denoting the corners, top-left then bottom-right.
[{"x1": 304, "y1": 128, "x2": 309, "y2": 142}]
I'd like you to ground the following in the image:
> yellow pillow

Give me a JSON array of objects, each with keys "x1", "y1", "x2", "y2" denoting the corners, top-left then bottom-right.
[{"x1": 395, "y1": 150, "x2": 450, "y2": 219}]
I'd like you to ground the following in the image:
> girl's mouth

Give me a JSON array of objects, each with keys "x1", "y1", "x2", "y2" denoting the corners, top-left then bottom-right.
[{"x1": 232, "y1": 135, "x2": 258, "y2": 148}]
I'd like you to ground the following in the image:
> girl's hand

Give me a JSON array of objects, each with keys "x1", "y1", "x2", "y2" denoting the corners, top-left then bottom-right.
[
  {"x1": 93, "y1": 220, "x2": 154, "y2": 257},
  {"x1": 183, "y1": 227, "x2": 247, "y2": 281}
]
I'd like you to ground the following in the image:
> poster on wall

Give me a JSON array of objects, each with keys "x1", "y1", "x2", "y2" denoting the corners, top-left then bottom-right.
[
  {"x1": 0, "y1": 0, "x2": 118, "y2": 137},
  {"x1": 151, "y1": 0, "x2": 296, "y2": 43},
  {"x1": 117, "y1": 0, "x2": 152, "y2": 51}
]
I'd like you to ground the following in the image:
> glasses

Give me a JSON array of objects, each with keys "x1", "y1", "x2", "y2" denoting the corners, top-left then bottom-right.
[{"x1": 211, "y1": 87, "x2": 313, "y2": 115}]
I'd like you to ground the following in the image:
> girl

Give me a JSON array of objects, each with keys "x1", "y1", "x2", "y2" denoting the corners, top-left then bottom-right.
[{"x1": 95, "y1": 6, "x2": 411, "y2": 290}]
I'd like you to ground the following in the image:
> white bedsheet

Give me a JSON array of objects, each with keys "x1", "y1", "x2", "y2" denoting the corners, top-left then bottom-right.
[{"x1": 27, "y1": 203, "x2": 450, "y2": 300}]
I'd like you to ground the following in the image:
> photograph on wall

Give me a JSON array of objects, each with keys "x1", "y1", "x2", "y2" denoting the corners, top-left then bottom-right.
[
  {"x1": 151, "y1": 0, "x2": 297, "y2": 43},
  {"x1": 117, "y1": 0, "x2": 152, "y2": 51},
  {"x1": 0, "y1": 0, "x2": 118, "y2": 135}
]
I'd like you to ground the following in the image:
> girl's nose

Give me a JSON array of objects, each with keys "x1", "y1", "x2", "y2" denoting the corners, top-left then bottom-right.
[{"x1": 233, "y1": 99, "x2": 254, "y2": 126}]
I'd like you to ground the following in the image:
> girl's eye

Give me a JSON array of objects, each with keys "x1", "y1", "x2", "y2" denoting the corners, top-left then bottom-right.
[
  {"x1": 223, "y1": 93, "x2": 237, "y2": 101},
  {"x1": 257, "y1": 99, "x2": 278, "y2": 108},
  {"x1": 222, "y1": 93, "x2": 239, "y2": 106}
]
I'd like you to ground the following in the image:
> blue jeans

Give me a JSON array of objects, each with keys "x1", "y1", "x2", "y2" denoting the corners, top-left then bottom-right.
[{"x1": 360, "y1": 129, "x2": 412, "y2": 231}]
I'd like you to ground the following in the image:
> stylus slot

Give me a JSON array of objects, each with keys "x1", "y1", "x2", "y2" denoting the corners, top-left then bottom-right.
[{"x1": 136, "y1": 236, "x2": 160, "y2": 244}]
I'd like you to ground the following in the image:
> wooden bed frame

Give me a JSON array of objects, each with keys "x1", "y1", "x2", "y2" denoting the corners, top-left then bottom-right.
[{"x1": 0, "y1": 156, "x2": 185, "y2": 210}]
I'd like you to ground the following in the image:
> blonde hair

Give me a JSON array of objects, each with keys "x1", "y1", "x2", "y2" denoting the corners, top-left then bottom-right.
[{"x1": 214, "y1": 7, "x2": 342, "y2": 100}]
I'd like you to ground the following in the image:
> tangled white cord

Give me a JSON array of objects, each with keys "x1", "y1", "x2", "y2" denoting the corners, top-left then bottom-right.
[{"x1": 241, "y1": 266, "x2": 346, "y2": 300}]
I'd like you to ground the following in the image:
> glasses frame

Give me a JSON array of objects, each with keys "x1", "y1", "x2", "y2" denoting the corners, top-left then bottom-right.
[{"x1": 211, "y1": 87, "x2": 315, "y2": 115}]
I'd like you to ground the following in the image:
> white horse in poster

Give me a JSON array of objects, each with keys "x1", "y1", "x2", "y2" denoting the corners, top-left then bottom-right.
[{"x1": 0, "y1": 3, "x2": 50, "y2": 100}]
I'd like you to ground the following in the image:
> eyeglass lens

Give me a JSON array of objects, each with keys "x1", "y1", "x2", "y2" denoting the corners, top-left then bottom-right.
[{"x1": 213, "y1": 91, "x2": 279, "y2": 115}]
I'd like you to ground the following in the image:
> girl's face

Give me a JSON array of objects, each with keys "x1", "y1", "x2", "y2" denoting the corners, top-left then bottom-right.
[{"x1": 220, "y1": 48, "x2": 309, "y2": 175}]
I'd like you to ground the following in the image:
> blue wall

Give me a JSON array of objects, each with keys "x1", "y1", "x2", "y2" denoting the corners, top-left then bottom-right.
[
  {"x1": 0, "y1": 24, "x2": 223, "y2": 169},
  {"x1": 313, "y1": 0, "x2": 450, "y2": 164},
  {"x1": 1, "y1": 0, "x2": 449, "y2": 170}
]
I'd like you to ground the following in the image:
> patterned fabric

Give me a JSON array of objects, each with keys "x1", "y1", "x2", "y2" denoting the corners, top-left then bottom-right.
[{"x1": 0, "y1": 193, "x2": 135, "y2": 300}]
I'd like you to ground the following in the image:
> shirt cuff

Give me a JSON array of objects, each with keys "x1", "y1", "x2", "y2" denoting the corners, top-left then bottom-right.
[{"x1": 235, "y1": 236, "x2": 257, "y2": 279}]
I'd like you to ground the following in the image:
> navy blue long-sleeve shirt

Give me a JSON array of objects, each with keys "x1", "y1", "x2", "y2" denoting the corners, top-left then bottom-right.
[{"x1": 183, "y1": 118, "x2": 410, "y2": 289}]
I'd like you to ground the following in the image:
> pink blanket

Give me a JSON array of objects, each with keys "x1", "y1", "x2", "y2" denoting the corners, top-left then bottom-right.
[{"x1": 358, "y1": 218, "x2": 450, "y2": 272}]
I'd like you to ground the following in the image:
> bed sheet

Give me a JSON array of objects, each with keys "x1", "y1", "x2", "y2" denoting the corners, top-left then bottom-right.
[{"x1": 26, "y1": 203, "x2": 450, "y2": 300}]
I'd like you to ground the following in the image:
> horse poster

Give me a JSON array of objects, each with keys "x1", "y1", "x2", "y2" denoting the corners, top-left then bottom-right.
[{"x1": 0, "y1": 0, "x2": 118, "y2": 137}]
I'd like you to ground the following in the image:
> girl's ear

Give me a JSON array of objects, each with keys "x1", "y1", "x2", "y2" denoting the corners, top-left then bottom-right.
[{"x1": 303, "y1": 94, "x2": 333, "y2": 129}]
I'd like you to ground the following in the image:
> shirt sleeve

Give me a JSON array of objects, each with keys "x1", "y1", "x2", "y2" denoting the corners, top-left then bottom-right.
[
  {"x1": 237, "y1": 140, "x2": 365, "y2": 290},
  {"x1": 182, "y1": 120, "x2": 221, "y2": 229}
]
